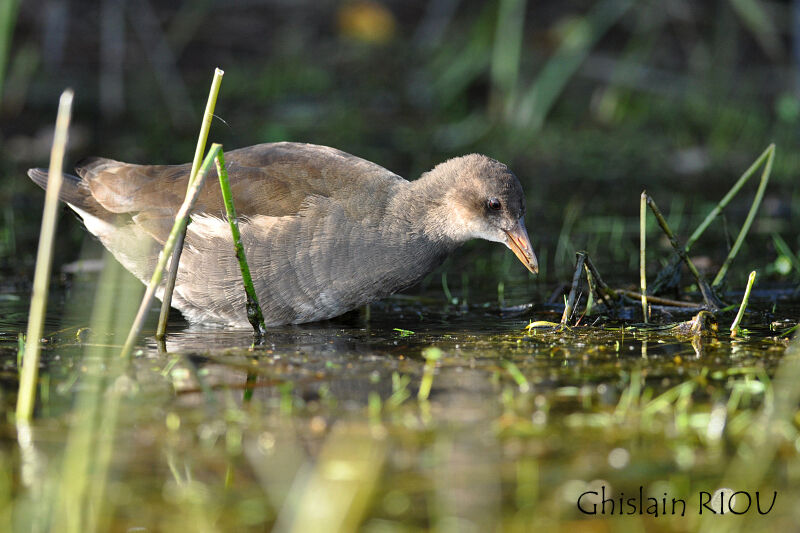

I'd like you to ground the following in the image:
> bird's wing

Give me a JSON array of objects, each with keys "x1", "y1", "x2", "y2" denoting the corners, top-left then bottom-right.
[{"x1": 77, "y1": 142, "x2": 405, "y2": 243}]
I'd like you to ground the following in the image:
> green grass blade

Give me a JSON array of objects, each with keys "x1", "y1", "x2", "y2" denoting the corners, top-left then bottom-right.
[
  {"x1": 215, "y1": 150, "x2": 267, "y2": 336},
  {"x1": 712, "y1": 145, "x2": 774, "y2": 287},
  {"x1": 728, "y1": 0, "x2": 781, "y2": 58},
  {"x1": 16, "y1": 89, "x2": 73, "y2": 423},
  {"x1": 157, "y1": 67, "x2": 224, "y2": 337},
  {"x1": 685, "y1": 144, "x2": 772, "y2": 253},
  {"x1": 515, "y1": 0, "x2": 635, "y2": 130}
]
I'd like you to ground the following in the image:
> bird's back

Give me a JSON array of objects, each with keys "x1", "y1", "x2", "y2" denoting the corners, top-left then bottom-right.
[{"x1": 30, "y1": 142, "x2": 436, "y2": 326}]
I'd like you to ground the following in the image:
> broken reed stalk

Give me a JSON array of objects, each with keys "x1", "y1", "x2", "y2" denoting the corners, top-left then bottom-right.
[
  {"x1": 644, "y1": 193, "x2": 722, "y2": 309},
  {"x1": 640, "y1": 191, "x2": 649, "y2": 323},
  {"x1": 712, "y1": 145, "x2": 774, "y2": 288},
  {"x1": 157, "y1": 67, "x2": 224, "y2": 339},
  {"x1": 16, "y1": 89, "x2": 73, "y2": 423},
  {"x1": 560, "y1": 252, "x2": 586, "y2": 325},
  {"x1": 730, "y1": 270, "x2": 757, "y2": 338},
  {"x1": 120, "y1": 144, "x2": 221, "y2": 359},
  {"x1": 616, "y1": 289, "x2": 702, "y2": 309},
  {"x1": 584, "y1": 265, "x2": 595, "y2": 316},
  {"x1": 576, "y1": 251, "x2": 701, "y2": 312},
  {"x1": 215, "y1": 150, "x2": 267, "y2": 336},
  {"x1": 582, "y1": 253, "x2": 617, "y2": 303}
]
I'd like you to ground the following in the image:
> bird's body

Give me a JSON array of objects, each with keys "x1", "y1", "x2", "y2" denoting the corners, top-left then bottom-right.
[{"x1": 30, "y1": 142, "x2": 537, "y2": 327}]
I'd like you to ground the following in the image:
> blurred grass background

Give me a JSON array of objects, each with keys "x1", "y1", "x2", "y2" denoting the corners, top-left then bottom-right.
[
  {"x1": 2, "y1": 0, "x2": 800, "y2": 294},
  {"x1": 3, "y1": 4, "x2": 800, "y2": 531}
]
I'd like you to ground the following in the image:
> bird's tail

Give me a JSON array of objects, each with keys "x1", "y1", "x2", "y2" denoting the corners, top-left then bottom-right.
[{"x1": 27, "y1": 167, "x2": 112, "y2": 221}]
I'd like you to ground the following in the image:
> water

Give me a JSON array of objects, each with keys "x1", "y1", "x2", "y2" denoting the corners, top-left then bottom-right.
[{"x1": 1, "y1": 266, "x2": 799, "y2": 532}]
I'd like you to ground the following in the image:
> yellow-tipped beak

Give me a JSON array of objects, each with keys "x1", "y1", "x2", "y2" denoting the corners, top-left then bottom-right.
[{"x1": 504, "y1": 218, "x2": 538, "y2": 274}]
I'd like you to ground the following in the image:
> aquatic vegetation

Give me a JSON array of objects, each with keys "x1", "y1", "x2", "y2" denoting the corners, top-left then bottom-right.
[{"x1": 3, "y1": 3, "x2": 800, "y2": 530}]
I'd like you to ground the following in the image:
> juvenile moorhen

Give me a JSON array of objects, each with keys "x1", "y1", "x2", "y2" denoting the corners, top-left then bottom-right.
[{"x1": 29, "y1": 142, "x2": 537, "y2": 327}]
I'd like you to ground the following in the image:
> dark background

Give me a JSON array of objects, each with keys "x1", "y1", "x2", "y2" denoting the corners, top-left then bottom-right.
[{"x1": 2, "y1": 0, "x2": 799, "y2": 300}]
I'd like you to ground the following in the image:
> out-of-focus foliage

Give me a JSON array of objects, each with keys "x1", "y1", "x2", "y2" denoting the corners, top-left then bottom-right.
[{"x1": 1, "y1": 0, "x2": 799, "y2": 286}]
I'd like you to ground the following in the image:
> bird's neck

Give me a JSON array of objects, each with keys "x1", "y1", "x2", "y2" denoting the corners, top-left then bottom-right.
[{"x1": 389, "y1": 173, "x2": 467, "y2": 246}]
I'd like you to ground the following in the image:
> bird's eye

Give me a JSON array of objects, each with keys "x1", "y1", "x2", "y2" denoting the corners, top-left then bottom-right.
[{"x1": 487, "y1": 197, "x2": 502, "y2": 211}]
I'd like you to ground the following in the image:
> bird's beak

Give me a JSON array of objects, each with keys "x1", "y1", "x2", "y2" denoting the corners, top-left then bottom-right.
[{"x1": 504, "y1": 218, "x2": 538, "y2": 274}]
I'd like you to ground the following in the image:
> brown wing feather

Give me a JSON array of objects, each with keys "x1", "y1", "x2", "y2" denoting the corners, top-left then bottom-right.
[{"x1": 77, "y1": 142, "x2": 404, "y2": 221}]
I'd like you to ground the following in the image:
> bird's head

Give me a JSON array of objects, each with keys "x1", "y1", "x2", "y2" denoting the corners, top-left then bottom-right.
[{"x1": 419, "y1": 154, "x2": 538, "y2": 274}]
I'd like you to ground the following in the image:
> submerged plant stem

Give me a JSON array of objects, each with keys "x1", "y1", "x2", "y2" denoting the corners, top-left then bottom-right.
[
  {"x1": 157, "y1": 67, "x2": 224, "y2": 338},
  {"x1": 16, "y1": 89, "x2": 73, "y2": 423}
]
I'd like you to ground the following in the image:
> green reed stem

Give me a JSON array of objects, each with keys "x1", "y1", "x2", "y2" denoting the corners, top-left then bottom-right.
[
  {"x1": 121, "y1": 145, "x2": 221, "y2": 359},
  {"x1": 712, "y1": 145, "x2": 774, "y2": 288},
  {"x1": 215, "y1": 150, "x2": 267, "y2": 336},
  {"x1": 16, "y1": 89, "x2": 73, "y2": 423},
  {"x1": 730, "y1": 271, "x2": 757, "y2": 338},
  {"x1": 157, "y1": 67, "x2": 224, "y2": 339},
  {"x1": 640, "y1": 191, "x2": 648, "y2": 323}
]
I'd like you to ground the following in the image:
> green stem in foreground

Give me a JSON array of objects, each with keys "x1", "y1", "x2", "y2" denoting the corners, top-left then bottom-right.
[
  {"x1": 120, "y1": 145, "x2": 222, "y2": 359},
  {"x1": 215, "y1": 150, "x2": 267, "y2": 336},
  {"x1": 639, "y1": 191, "x2": 648, "y2": 323},
  {"x1": 712, "y1": 145, "x2": 775, "y2": 288},
  {"x1": 157, "y1": 67, "x2": 225, "y2": 339},
  {"x1": 16, "y1": 89, "x2": 73, "y2": 423},
  {"x1": 502, "y1": 360, "x2": 530, "y2": 393},
  {"x1": 730, "y1": 271, "x2": 757, "y2": 338},
  {"x1": 417, "y1": 347, "x2": 442, "y2": 401}
]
